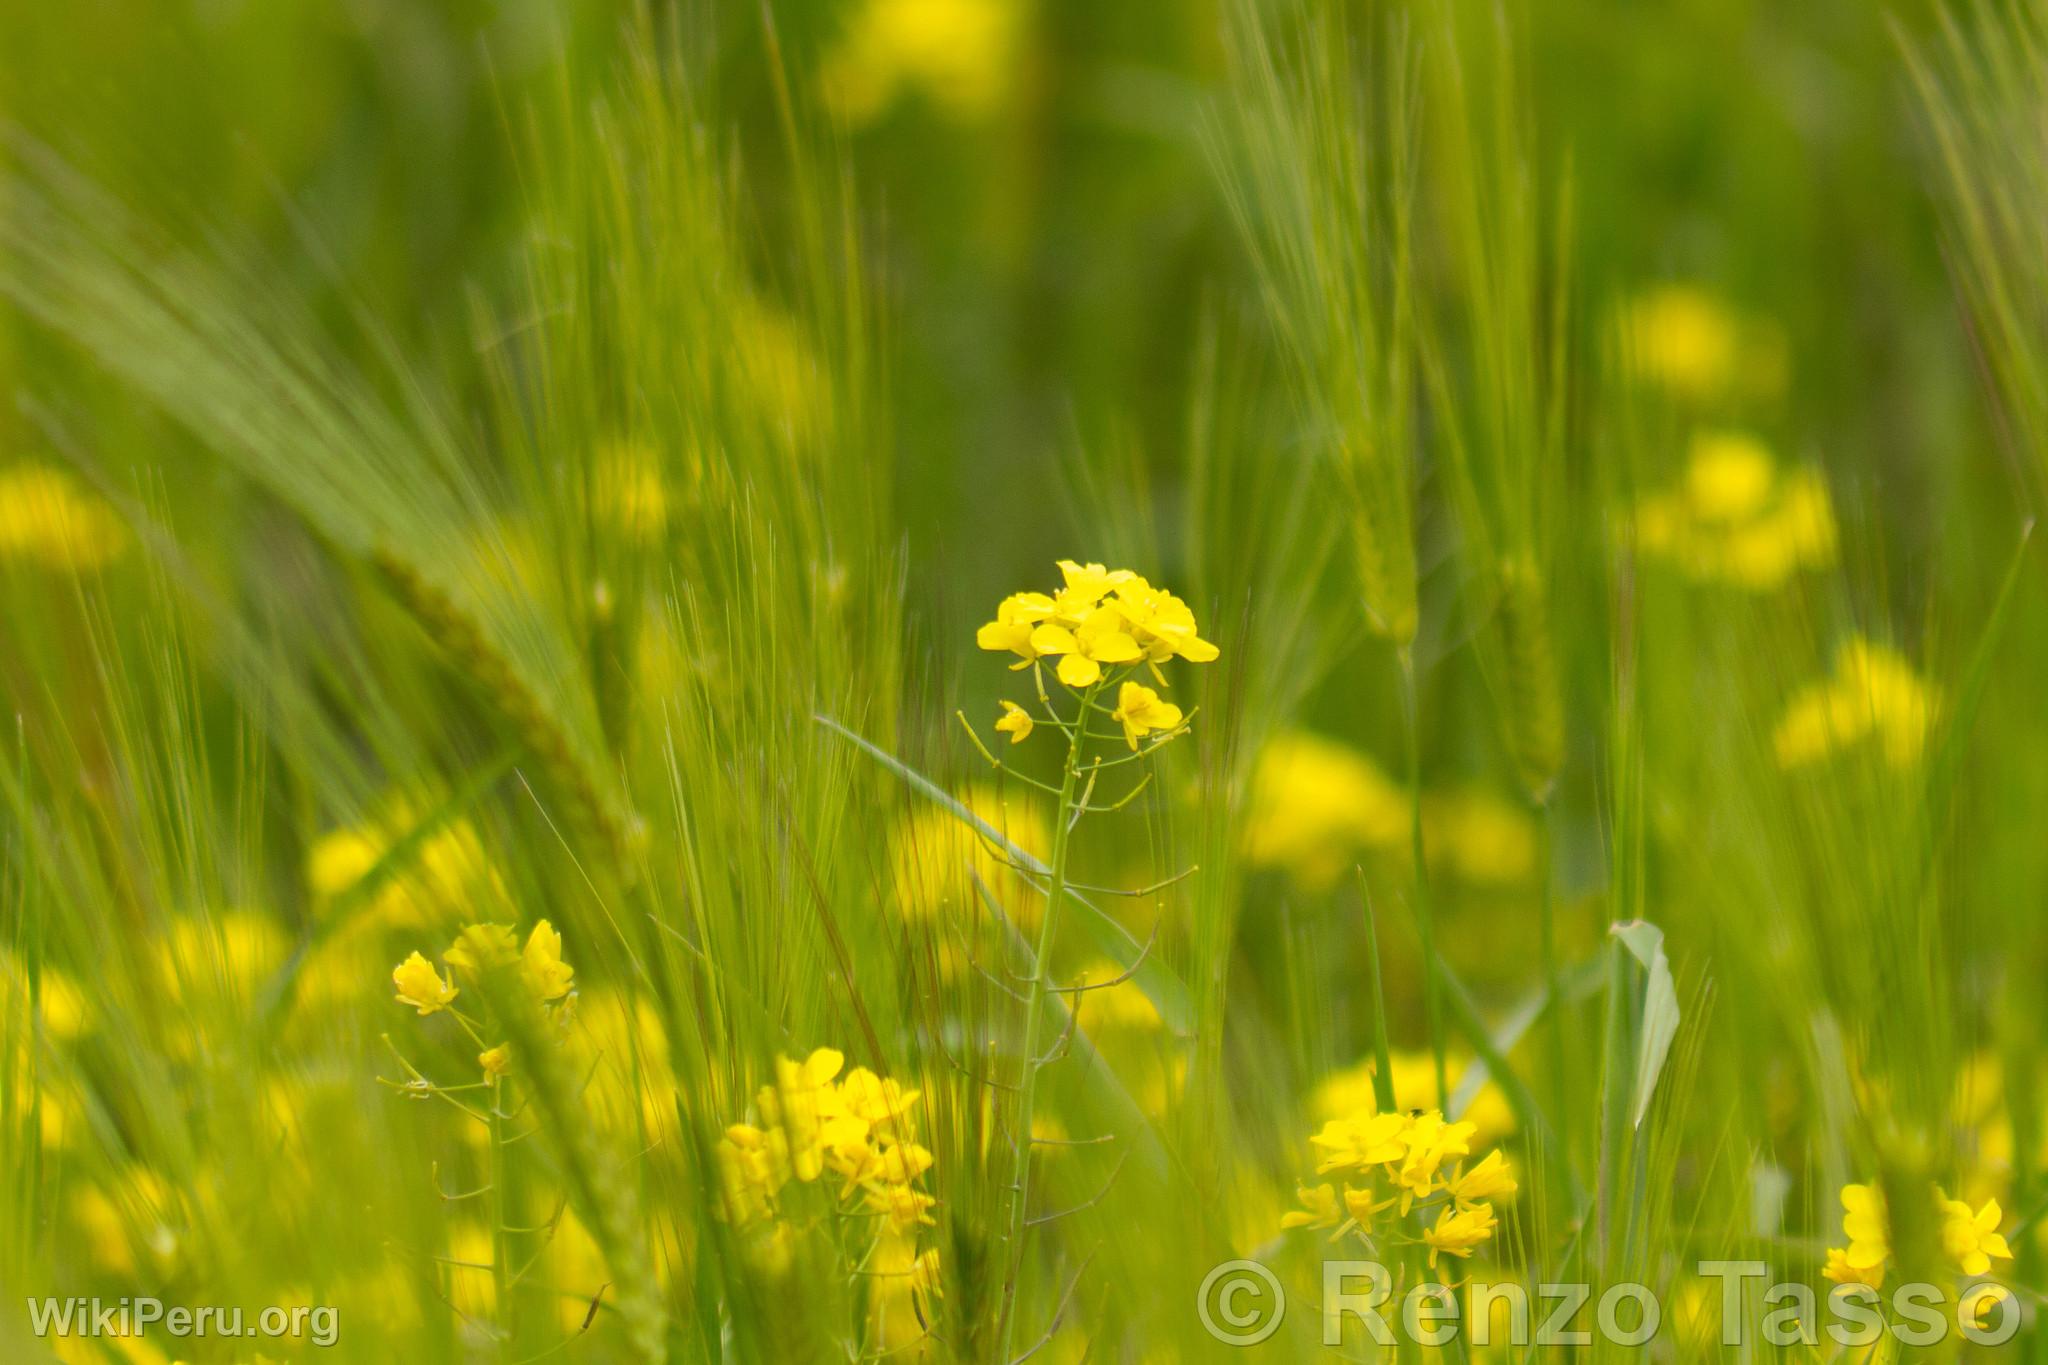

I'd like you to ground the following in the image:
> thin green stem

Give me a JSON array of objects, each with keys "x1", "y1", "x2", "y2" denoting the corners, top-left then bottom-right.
[
  {"x1": 1397, "y1": 645, "x2": 1448, "y2": 1107},
  {"x1": 490, "y1": 1073, "x2": 513, "y2": 1357},
  {"x1": 1537, "y1": 798, "x2": 1569, "y2": 1185},
  {"x1": 995, "y1": 680, "x2": 1094, "y2": 1361}
]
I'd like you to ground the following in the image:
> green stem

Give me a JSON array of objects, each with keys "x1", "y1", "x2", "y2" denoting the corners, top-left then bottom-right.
[
  {"x1": 1397, "y1": 645, "x2": 1448, "y2": 1107},
  {"x1": 1537, "y1": 799, "x2": 1570, "y2": 1186},
  {"x1": 994, "y1": 681, "x2": 1093, "y2": 1361},
  {"x1": 489, "y1": 1075, "x2": 513, "y2": 1357}
]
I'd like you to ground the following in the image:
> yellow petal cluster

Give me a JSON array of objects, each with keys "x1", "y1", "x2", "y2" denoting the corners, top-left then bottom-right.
[
  {"x1": 1622, "y1": 285, "x2": 1786, "y2": 402},
  {"x1": 820, "y1": 0, "x2": 1024, "y2": 127},
  {"x1": 1634, "y1": 432, "x2": 1836, "y2": 590},
  {"x1": 1773, "y1": 637, "x2": 1938, "y2": 771},
  {"x1": 1287, "y1": 1096, "x2": 1513, "y2": 1266},
  {"x1": 715, "y1": 1048, "x2": 941, "y2": 1334},
  {"x1": 1821, "y1": 1181, "x2": 2014, "y2": 1285},
  {"x1": 977, "y1": 560, "x2": 1217, "y2": 690},
  {"x1": 0, "y1": 462, "x2": 128, "y2": 571}
]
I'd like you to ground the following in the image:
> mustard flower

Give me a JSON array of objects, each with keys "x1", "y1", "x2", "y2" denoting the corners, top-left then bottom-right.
[
  {"x1": 1939, "y1": 1194, "x2": 2013, "y2": 1276},
  {"x1": 1445, "y1": 1150, "x2": 1518, "y2": 1208},
  {"x1": 391, "y1": 951, "x2": 458, "y2": 1015},
  {"x1": 1422, "y1": 1203, "x2": 1499, "y2": 1267},
  {"x1": 773, "y1": 1047, "x2": 845, "y2": 1182},
  {"x1": 1821, "y1": 1247, "x2": 1883, "y2": 1290},
  {"x1": 1839, "y1": 1184, "x2": 1890, "y2": 1275},
  {"x1": 478, "y1": 1044, "x2": 511, "y2": 1080},
  {"x1": 1111, "y1": 681, "x2": 1183, "y2": 750},
  {"x1": 1279, "y1": 1182, "x2": 1342, "y2": 1232},
  {"x1": 1309, "y1": 1112, "x2": 1409, "y2": 1174},
  {"x1": 445, "y1": 923, "x2": 518, "y2": 979},
  {"x1": 522, "y1": 920, "x2": 575, "y2": 1002},
  {"x1": 1030, "y1": 606, "x2": 1142, "y2": 687},
  {"x1": 975, "y1": 592, "x2": 1056, "y2": 667},
  {"x1": 994, "y1": 700, "x2": 1034, "y2": 744}
]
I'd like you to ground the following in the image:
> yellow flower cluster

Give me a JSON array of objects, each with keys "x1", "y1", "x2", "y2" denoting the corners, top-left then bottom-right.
[
  {"x1": 390, "y1": 920, "x2": 575, "y2": 1077},
  {"x1": 1819, "y1": 1182, "x2": 2013, "y2": 1288},
  {"x1": 0, "y1": 461, "x2": 128, "y2": 571},
  {"x1": 1310, "y1": 1051, "x2": 1516, "y2": 1146},
  {"x1": 1634, "y1": 432, "x2": 1836, "y2": 590},
  {"x1": 978, "y1": 559, "x2": 1218, "y2": 690},
  {"x1": 1242, "y1": 731, "x2": 1538, "y2": 892},
  {"x1": 1622, "y1": 284, "x2": 1787, "y2": 403},
  {"x1": 1773, "y1": 636, "x2": 1937, "y2": 771},
  {"x1": 1282, "y1": 1101, "x2": 1515, "y2": 1268},
  {"x1": 715, "y1": 1049, "x2": 942, "y2": 1338},
  {"x1": 819, "y1": 0, "x2": 1024, "y2": 127}
]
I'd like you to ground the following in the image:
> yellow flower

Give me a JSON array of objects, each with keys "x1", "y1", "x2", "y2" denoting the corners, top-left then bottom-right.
[
  {"x1": 1422, "y1": 1202, "x2": 1498, "y2": 1266},
  {"x1": 391, "y1": 951, "x2": 458, "y2": 1015},
  {"x1": 1031, "y1": 606, "x2": 1142, "y2": 687},
  {"x1": 1839, "y1": 1184, "x2": 1889, "y2": 1274},
  {"x1": 1938, "y1": 1194, "x2": 2013, "y2": 1276},
  {"x1": 1111, "y1": 681, "x2": 1183, "y2": 750},
  {"x1": 478, "y1": 1043, "x2": 512, "y2": 1080},
  {"x1": 445, "y1": 923, "x2": 518, "y2": 979},
  {"x1": 774, "y1": 1047, "x2": 845, "y2": 1182},
  {"x1": 522, "y1": 920, "x2": 575, "y2": 1002},
  {"x1": 1622, "y1": 285, "x2": 1785, "y2": 402},
  {"x1": 837, "y1": 1067, "x2": 922, "y2": 1129},
  {"x1": 1243, "y1": 732, "x2": 1408, "y2": 891},
  {"x1": 1422, "y1": 788, "x2": 1539, "y2": 887},
  {"x1": 976, "y1": 592, "x2": 1057, "y2": 666},
  {"x1": 1309, "y1": 1111, "x2": 1410, "y2": 1174},
  {"x1": 1446, "y1": 1151, "x2": 1518, "y2": 1208},
  {"x1": 0, "y1": 462, "x2": 128, "y2": 571},
  {"x1": 1113, "y1": 575, "x2": 1220, "y2": 677},
  {"x1": 1633, "y1": 432, "x2": 1836, "y2": 591},
  {"x1": 1279, "y1": 1182, "x2": 1342, "y2": 1231},
  {"x1": 1821, "y1": 1247, "x2": 1883, "y2": 1290},
  {"x1": 819, "y1": 0, "x2": 1024, "y2": 127},
  {"x1": 1393, "y1": 1112, "x2": 1476, "y2": 1209},
  {"x1": 865, "y1": 1181, "x2": 938, "y2": 1235},
  {"x1": 1774, "y1": 639, "x2": 1937, "y2": 771},
  {"x1": 715, "y1": 1123, "x2": 791, "y2": 1226},
  {"x1": 1963, "y1": 1283, "x2": 2013, "y2": 1332},
  {"x1": 994, "y1": 700, "x2": 1034, "y2": 745}
]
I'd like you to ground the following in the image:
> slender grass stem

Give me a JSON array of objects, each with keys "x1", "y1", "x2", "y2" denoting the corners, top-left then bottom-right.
[
  {"x1": 1397, "y1": 644, "x2": 1448, "y2": 1107},
  {"x1": 995, "y1": 679, "x2": 1096, "y2": 1361}
]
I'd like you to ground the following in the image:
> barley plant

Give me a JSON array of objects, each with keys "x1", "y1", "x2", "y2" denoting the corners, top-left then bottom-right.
[{"x1": 2, "y1": 0, "x2": 2047, "y2": 1361}]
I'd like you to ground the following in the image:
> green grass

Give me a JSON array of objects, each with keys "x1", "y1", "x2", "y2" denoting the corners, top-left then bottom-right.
[{"x1": 2, "y1": 0, "x2": 2046, "y2": 1360}]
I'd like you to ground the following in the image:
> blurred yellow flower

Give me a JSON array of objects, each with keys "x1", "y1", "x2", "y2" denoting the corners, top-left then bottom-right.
[
  {"x1": 1243, "y1": 730, "x2": 1408, "y2": 891},
  {"x1": 522, "y1": 919, "x2": 574, "y2": 1002},
  {"x1": 0, "y1": 462, "x2": 128, "y2": 571},
  {"x1": 1938, "y1": 1193, "x2": 2013, "y2": 1275},
  {"x1": 478, "y1": 1043, "x2": 511, "y2": 1079},
  {"x1": 820, "y1": 0, "x2": 1025, "y2": 127},
  {"x1": 1774, "y1": 637, "x2": 1937, "y2": 771},
  {"x1": 1278, "y1": 1181, "x2": 1341, "y2": 1231},
  {"x1": 1310, "y1": 1051, "x2": 1516, "y2": 1144},
  {"x1": 592, "y1": 439, "x2": 670, "y2": 541},
  {"x1": 1445, "y1": 1150, "x2": 1518, "y2": 1208},
  {"x1": 1634, "y1": 432, "x2": 1837, "y2": 590},
  {"x1": 1622, "y1": 284, "x2": 1786, "y2": 402},
  {"x1": 1422, "y1": 1202, "x2": 1499, "y2": 1267},
  {"x1": 887, "y1": 782, "x2": 1047, "y2": 926},
  {"x1": 1422, "y1": 787, "x2": 1538, "y2": 887},
  {"x1": 391, "y1": 951, "x2": 458, "y2": 1015}
]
